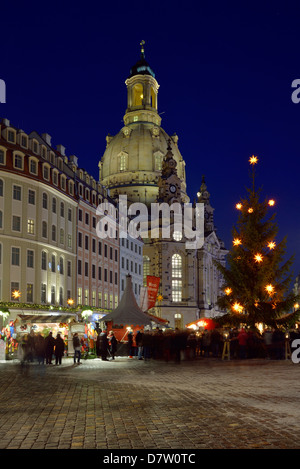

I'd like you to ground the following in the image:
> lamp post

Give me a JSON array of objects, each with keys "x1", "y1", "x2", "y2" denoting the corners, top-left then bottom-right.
[{"x1": 222, "y1": 330, "x2": 230, "y2": 360}]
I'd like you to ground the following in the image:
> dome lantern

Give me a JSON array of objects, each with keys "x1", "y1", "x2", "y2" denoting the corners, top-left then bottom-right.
[{"x1": 124, "y1": 40, "x2": 160, "y2": 127}]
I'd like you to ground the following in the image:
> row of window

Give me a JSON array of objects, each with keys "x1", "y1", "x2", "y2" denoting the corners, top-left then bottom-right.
[
  {"x1": 121, "y1": 237, "x2": 142, "y2": 255},
  {"x1": 0, "y1": 147, "x2": 107, "y2": 205},
  {"x1": 77, "y1": 260, "x2": 118, "y2": 284},
  {"x1": 121, "y1": 257, "x2": 142, "y2": 275},
  {"x1": 77, "y1": 288, "x2": 118, "y2": 309},
  {"x1": 10, "y1": 281, "x2": 67, "y2": 305},
  {"x1": 10, "y1": 247, "x2": 72, "y2": 276},
  {"x1": 78, "y1": 233, "x2": 118, "y2": 261},
  {"x1": 0, "y1": 148, "x2": 75, "y2": 196},
  {"x1": 9, "y1": 279, "x2": 120, "y2": 308}
]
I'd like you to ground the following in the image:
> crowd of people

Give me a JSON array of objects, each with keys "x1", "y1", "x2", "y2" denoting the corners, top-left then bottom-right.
[
  {"x1": 18, "y1": 330, "x2": 66, "y2": 366},
  {"x1": 15, "y1": 325, "x2": 299, "y2": 367},
  {"x1": 102, "y1": 326, "x2": 300, "y2": 362}
]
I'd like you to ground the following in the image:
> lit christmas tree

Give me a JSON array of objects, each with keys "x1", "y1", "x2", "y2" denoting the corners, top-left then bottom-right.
[{"x1": 216, "y1": 156, "x2": 300, "y2": 329}]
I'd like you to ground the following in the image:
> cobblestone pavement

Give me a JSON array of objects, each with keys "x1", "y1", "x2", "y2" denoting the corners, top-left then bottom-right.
[{"x1": 0, "y1": 356, "x2": 300, "y2": 451}]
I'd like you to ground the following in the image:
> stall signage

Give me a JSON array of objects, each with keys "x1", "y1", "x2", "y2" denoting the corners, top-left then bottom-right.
[{"x1": 146, "y1": 276, "x2": 160, "y2": 310}]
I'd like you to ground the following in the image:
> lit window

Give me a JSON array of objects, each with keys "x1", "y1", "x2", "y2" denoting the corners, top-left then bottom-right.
[
  {"x1": 173, "y1": 231, "x2": 182, "y2": 241},
  {"x1": 119, "y1": 154, "x2": 127, "y2": 172},
  {"x1": 27, "y1": 219, "x2": 35, "y2": 234},
  {"x1": 172, "y1": 254, "x2": 182, "y2": 302}
]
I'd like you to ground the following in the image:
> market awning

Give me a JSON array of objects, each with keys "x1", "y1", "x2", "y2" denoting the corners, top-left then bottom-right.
[{"x1": 16, "y1": 314, "x2": 78, "y2": 324}]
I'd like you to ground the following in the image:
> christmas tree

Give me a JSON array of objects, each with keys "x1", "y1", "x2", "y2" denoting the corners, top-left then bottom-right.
[{"x1": 216, "y1": 156, "x2": 300, "y2": 329}]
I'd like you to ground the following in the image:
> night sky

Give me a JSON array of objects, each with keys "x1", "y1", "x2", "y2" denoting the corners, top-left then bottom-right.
[{"x1": 1, "y1": 1, "x2": 300, "y2": 284}]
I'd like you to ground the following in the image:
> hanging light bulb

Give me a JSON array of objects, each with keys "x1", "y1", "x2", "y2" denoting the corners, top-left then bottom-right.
[
  {"x1": 225, "y1": 287, "x2": 232, "y2": 295},
  {"x1": 268, "y1": 241, "x2": 276, "y2": 250},
  {"x1": 233, "y1": 238, "x2": 242, "y2": 246},
  {"x1": 268, "y1": 199, "x2": 275, "y2": 206},
  {"x1": 236, "y1": 203, "x2": 242, "y2": 210}
]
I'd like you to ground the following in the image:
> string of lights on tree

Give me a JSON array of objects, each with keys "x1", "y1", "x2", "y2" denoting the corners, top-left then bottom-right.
[{"x1": 215, "y1": 156, "x2": 300, "y2": 328}]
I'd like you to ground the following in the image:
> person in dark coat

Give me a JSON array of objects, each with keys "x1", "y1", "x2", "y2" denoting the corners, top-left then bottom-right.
[
  {"x1": 135, "y1": 330, "x2": 144, "y2": 360},
  {"x1": 99, "y1": 330, "x2": 109, "y2": 361},
  {"x1": 127, "y1": 331, "x2": 133, "y2": 358},
  {"x1": 108, "y1": 331, "x2": 117, "y2": 360},
  {"x1": 45, "y1": 332, "x2": 55, "y2": 365},
  {"x1": 55, "y1": 333, "x2": 65, "y2": 365},
  {"x1": 35, "y1": 333, "x2": 45, "y2": 365}
]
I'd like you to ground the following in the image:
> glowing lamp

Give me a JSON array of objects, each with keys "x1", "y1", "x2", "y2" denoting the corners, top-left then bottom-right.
[
  {"x1": 236, "y1": 203, "x2": 242, "y2": 210},
  {"x1": 265, "y1": 284, "x2": 275, "y2": 294},
  {"x1": 268, "y1": 241, "x2": 276, "y2": 250},
  {"x1": 249, "y1": 155, "x2": 258, "y2": 165},
  {"x1": 232, "y1": 302, "x2": 243, "y2": 313},
  {"x1": 294, "y1": 303, "x2": 299, "y2": 310},
  {"x1": 225, "y1": 287, "x2": 232, "y2": 295},
  {"x1": 268, "y1": 199, "x2": 275, "y2": 206},
  {"x1": 12, "y1": 290, "x2": 21, "y2": 299},
  {"x1": 254, "y1": 253, "x2": 263, "y2": 263},
  {"x1": 67, "y1": 298, "x2": 74, "y2": 306},
  {"x1": 233, "y1": 238, "x2": 242, "y2": 246},
  {"x1": 248, "y1": 208, "x2": 254, "y2": 213}
]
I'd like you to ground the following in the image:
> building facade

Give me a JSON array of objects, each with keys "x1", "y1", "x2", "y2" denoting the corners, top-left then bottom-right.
[{"x1": 0, "y1": 118, "x2": 120, "y2": 325}]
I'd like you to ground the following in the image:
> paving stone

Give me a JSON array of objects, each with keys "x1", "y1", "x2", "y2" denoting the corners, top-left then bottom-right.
[{"x1": 1, "y1": 357, "x2": 300, "y2": 449}]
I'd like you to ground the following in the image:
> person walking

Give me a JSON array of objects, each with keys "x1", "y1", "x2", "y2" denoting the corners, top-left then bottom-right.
[
  {"x1": 45, "y1": 332, "x2": 55, "y2": 365},
  {"x1": 55, "y1": 333, "x2": 65, "y2": 365},
  {"x1": 72, "y1": 333, "x2": 81, "y2": 364}
]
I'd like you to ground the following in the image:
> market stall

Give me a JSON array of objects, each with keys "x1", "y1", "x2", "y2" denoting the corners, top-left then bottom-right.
[{"x1": 14, "y1": 312, "x2": 78, "y2": 357}]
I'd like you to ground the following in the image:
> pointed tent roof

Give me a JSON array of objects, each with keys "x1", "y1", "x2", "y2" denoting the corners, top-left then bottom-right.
[{"x1": 103, "y1": 275, "x2": 153, "y2": 326}]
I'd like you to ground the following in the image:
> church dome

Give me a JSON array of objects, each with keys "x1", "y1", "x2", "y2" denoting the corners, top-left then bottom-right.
[
  {"x1": 99, "y1": 123, "x2": 188, "y2": 204},
  {"x1": 98, "y1": 43, "x2": 189, "y2": 205}
]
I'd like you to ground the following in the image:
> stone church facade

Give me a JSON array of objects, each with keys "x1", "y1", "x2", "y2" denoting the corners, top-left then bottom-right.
[{"x1": 99, "y1": 43, "x2": 227, "y2": 328}]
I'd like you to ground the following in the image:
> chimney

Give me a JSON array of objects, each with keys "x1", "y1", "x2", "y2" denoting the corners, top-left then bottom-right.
[
  {"x1": 56, "y1": 144, "x2": 66, "y2": 156},
  {"x1": 69, "y1": 155, "x2": 78, "y2": 167},
  {"x1": 42, "y1": 133, "x2": 52, "y2": 146}
]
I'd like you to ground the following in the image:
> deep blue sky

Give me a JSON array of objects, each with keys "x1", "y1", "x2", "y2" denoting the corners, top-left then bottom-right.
[{"x1": 1, "y1": 0, "x2": 300, "y2": 282}]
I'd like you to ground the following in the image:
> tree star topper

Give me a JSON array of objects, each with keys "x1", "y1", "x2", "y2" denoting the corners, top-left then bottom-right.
[{"x1": 249, "y1": 155, "x2": 258, "y2": 165}]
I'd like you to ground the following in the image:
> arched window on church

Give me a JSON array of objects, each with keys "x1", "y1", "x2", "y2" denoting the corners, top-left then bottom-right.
[
  {"x1": 143, "y1": 255, "x2": 150, "y2": 286},
  {"x1": 119, "y1": 153, "x2": 127, "y2": 172},
  {"x1": 172, "y1": 254, "x2": 182, "y2": 302},
  {"x1": 132, "y1": 83, "x2": 144, "y2": 106}
]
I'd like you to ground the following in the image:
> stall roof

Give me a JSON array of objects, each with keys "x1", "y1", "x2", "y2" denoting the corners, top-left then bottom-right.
[
  {"x1": 103, "y1": 275, "x2": 154, "y2": 326},
  {"x1": 17, "y1": 314, "x2": 78, "y2": 324}
]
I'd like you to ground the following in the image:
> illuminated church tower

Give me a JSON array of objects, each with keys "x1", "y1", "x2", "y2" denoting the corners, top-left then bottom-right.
[
  {"x1": 98, "y1": 41, "x2": 189, "y2": 206},
  {"x1": 99, "y1": 43, "x2": 227, "y2": 327}
]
